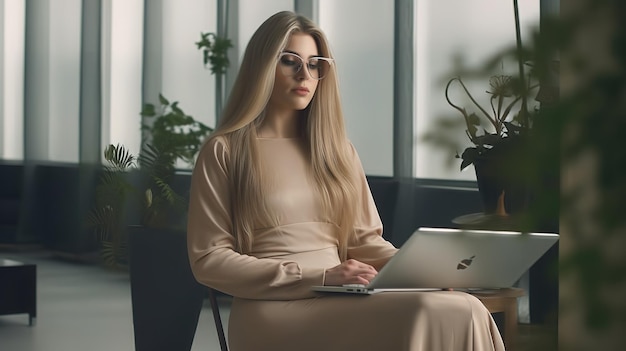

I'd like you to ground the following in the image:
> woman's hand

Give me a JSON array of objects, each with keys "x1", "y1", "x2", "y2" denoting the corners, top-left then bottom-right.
[{"x1": 324, "y1": 259, "x2": 378, "y2": 286}]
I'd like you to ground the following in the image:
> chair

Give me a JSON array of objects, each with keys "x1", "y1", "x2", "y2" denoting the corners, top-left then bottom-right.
[{"x1": 208, "y1": 288, "x2": 229, "y2": 351}]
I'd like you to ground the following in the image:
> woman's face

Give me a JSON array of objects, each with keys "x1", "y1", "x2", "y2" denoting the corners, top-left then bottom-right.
[{"x1": 267, "y1": 33, "x2": 321, "y2": 115}]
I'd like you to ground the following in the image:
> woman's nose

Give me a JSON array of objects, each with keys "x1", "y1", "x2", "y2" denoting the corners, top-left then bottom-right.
[{"x1": 295, "y1": 65, "x2": 310, "y2": 80}]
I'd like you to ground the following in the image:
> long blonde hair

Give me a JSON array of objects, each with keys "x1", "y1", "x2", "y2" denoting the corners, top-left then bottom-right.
[{"x1": 211, "y1": 11, "x2": 358, "y2": 260}]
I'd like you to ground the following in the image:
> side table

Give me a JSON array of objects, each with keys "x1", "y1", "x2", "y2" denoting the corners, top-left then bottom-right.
[
  {"x1": 0, "y1": 258, "x2": 37, "y2": 325},
  {"x1": 452, "y1": 212, "x2": 525, "y2": 231},
  {"x1": 470, "y1": 288, "x2": 525, "y2": 350}
]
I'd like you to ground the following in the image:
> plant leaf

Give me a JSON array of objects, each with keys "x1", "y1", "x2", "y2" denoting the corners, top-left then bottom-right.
[{"x1": 158, "y1": 93, "x2": 170, "y2": 106}]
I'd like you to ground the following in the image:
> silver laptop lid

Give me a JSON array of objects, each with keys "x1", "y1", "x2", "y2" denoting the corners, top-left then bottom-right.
[{"x1": 368, "y1": 227, "x2": 559, "y2": 289}]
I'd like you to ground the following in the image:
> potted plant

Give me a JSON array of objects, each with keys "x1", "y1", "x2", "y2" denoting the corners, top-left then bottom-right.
[
  {"x1": 89, "y1": 94, "x2": 213, "y2": 266},
  {"x1": 444, "y1": 72, "x2": 538, "y2": 215},
  {"x1": 131, "y1": 95, "x2": 213, "y2": 351},
  {"x1": 424, "y1": 0, "x2": 543, "y2": 217},
  {"x1": 90, "y1": 24, "x2": 230, "y2": 350},
  {"x1": 88, "y1": 95, "x2": 213, "y2": 350}
]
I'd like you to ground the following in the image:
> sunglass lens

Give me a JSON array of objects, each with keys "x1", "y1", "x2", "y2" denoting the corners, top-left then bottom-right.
[
  {"x1": 279, "y1": 53, "x2": 330, "y2": 80},
  {"x1": 307, "y1": 59, "x2": 330, "y2": 80},
  {"x1": 279, "y1": 54, "x2": 302, "y2": 76}
]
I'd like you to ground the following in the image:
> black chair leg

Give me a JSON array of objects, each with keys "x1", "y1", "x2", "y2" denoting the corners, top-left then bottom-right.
[{"x1": 208, "y1": 288, "x2": 228, "y2": 351}]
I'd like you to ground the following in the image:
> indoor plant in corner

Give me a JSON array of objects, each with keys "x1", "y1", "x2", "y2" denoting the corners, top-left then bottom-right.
[
  {"x1": 445, "y1": 73, "x2": 538, "y2": 216},
  {"x1": 89, "y1": 95, "x2": 213, "y2": 351},
  {"x1": 129, "y1": 94, "x2": 213, "y2": 351},
  {"x1": 90, "y1": 24, "x2": 231, "y2": 350},
  {"x1": 426, "y1": 0, "x2": 541, "y2": 217}
]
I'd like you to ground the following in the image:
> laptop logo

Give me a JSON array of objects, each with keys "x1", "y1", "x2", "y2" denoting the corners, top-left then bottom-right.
[{"x1": 456, "y1": 255, "x2": 475, "y2": 270}]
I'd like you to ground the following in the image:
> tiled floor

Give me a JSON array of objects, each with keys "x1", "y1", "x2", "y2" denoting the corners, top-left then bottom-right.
[
  {"x1": 0, "y1": 251, "x2": 230, "y2": 351},
  {"x1": 0, "y1": 250, "x2": 556, "y2": 351}
]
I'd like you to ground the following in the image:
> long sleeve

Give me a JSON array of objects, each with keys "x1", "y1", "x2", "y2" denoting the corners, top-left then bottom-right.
[
  {"x1": 346, "y1": 144, "x2": 399, "y2": 270},
  {"x1": 187, "y1": 137, "x2": 325, "y2": 300}
]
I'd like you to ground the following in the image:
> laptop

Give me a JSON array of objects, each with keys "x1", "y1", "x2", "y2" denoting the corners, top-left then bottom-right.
[{"x1": 312, "y1": 227, "x2": 559, "y2": 295}]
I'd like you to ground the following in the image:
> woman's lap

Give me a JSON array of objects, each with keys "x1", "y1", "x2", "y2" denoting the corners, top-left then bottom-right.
[{"x1": 228, "y1": 291, "x2": 504, "y2": 351}]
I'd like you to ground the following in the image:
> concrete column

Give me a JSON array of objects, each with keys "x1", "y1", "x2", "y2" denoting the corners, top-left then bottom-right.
[
  {"x1": 393, "y1": 0, "x2": 413, "y2": 178},
  {"x1": 23, "y1": 0, "x2": 50, "y2": 161},
  {"x1": 294, "y1": 0, "x2": 318, "y2": 22},
  {"x1": 79, "y1": 0, "x2": 102, "y2": 165},
  {"x1": 224, "y1": 0, "x2": 239, "y2": 113},
  {"x1": 141, "y1": 0, "x2": 163, "y2": 144}
]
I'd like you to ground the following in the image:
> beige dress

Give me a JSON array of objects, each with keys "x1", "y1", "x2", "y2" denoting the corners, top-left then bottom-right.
[{"x1": 187, "y1": 136, "x2": 505, "y2": 351}]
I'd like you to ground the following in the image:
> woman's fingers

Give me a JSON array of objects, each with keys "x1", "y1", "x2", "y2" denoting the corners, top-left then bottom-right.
[
  {"x1": 340, "y1": 260, "x2": 377, "y2": 279},
  {"x1": 324, "y1": 259, "x2": 378, "y2": 286}
]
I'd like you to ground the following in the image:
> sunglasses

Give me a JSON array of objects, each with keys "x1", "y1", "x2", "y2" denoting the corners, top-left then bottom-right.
[{"x1": 277, "y1": 52, "x2": 334, "y2": 80}]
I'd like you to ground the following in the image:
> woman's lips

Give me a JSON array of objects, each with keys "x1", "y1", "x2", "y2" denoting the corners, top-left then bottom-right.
[{"x1": 293, "y1": 87, "x2": 309, "y2": 96}]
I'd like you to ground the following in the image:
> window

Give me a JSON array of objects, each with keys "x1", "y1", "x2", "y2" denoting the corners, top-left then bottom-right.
[
  {"x1": 414, "y1": 0, "x2": 540, "y2": 180},
  {"x1": 0, "y1": 0, "x2": 25, "y2": 160},
  {"x1": 319, "y1": 0, "x2": 394, "y2": 176},
  {"x1": 101, "y1": 0, "x2": 144, "y2": 160}
]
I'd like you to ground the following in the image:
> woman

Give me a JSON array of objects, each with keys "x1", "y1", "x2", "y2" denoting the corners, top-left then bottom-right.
[{"x1": 188, "y1": 11, "x2": 505, "y2": 351}]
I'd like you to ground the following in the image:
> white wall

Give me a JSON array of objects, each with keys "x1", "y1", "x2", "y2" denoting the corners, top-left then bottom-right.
[
  {"x1": 7, "y1": 0, "x2": 81, "y2": 162},
  {"x1": 0, "y1": 0, "x2": 25, "y2": 160},
  {"x1": 0, "y1": 0, "x2": 540, "y2": 179},
  {"x1": 414, "y1": 0, "x2": 540, "y2": 180},
  {"x1": 236, "y1": 0, "x2": 293, "y2": 66},
  {"x1": 319, "y1": 0, "x2": 394, "y2": 176},
  {"x1": 102, "y1": 0, "x2": 144, "y2": 158},
  {"x1": 162, "y1": 0, "x2": 216, "y2": 129},
  {"x1": 48, "y1": 0, "x2": 81, "y2": 162}
]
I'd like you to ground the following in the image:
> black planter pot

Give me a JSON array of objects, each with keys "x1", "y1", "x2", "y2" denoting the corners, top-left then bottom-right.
[
  {"x1": 473, "y1": 156, "x2": 505, "y2": 214},
  {"x1": 128, "y1": 225, "x2": 206, "y2": 351},
  {"x1": 473, "y1": 154, "x2": 530, "y2": 215}
]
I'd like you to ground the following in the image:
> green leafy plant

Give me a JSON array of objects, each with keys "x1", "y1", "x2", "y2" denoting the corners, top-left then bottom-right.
[
  {"x1": 423, "y1": 0, "x2": 543, "y2": 175},
  {"x1": 141, "y1": 94, "x2": 213, "y2": 170},
  {"x1": 445, "y1": 73, "x2": 538, "y2": 171},
  {"x1": 138, "y1": 94, "x2": 213, "y2": 228},
  {"x1": 88, "y1": 95, "x2": 213, "y2": 268},
  {"x1": 87, "y1": 144, "x2": 136, "y2": 268},
  {"x1": 196, "y1": 31, "x2": 233, "y2": 121},
  {"x1": 196, "y1": 32, "x2": 232, "y2": 75}
]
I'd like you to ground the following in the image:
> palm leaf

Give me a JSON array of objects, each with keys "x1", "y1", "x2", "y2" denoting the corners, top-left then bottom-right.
[
  {"x1": 153, "y1": 177, "x2": 185, "y2": 206},
  {"x1": 100, "y1": 240, "x2": 128, "y2": 270},
  {"x1": 104, "y1": 144, "x2": 135, "y2": 170}
]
